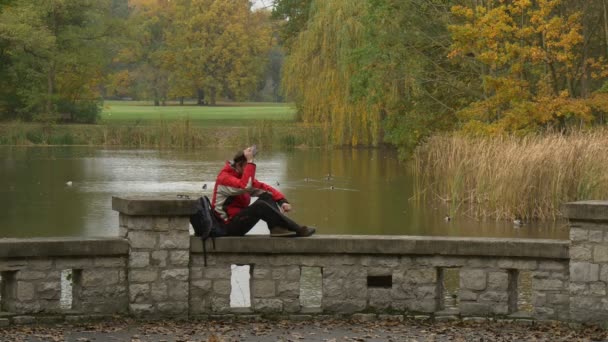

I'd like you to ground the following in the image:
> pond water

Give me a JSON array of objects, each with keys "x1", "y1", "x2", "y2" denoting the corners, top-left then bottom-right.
[{"x1": 0, "y1": 146, "x2": 567, "y2": 239}]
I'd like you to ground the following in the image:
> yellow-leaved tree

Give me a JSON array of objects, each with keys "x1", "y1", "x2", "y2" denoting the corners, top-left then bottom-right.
[
  {"x1": 164, "y1": 0, "x2": 272, "y2": 105},
  {"x1": 449, "y1": 0, "x2": 608, "y2": 134}
]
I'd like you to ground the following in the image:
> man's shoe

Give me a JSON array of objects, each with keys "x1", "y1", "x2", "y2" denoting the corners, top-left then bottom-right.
[
  {"x1": 295, "y1": 226, "x2": 316, "y2": 237},
  {"x1": 270, "y1": 226, "x2": 297, "y2": 237}
]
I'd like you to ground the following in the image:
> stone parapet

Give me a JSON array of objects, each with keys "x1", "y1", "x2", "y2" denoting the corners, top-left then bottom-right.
[
  {"x1": 564, "y1": 201, "x2": 608, "y2": 324},
  {"x1": 189, "y1": 235, "x2": 568, "y2": 259}
]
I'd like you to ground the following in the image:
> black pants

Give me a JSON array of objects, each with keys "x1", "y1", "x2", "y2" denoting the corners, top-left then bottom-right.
[{"x1": 220, "y1": 193, "x2": 301, "y2": 236}]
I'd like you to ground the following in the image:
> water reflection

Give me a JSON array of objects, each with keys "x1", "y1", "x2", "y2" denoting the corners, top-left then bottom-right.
[{"x1": 0, "y1": 146, "x2": 568, "y2": 239}]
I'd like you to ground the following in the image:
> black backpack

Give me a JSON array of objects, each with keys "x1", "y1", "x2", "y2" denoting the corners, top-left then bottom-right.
[{"x1": 190, "y1": 196, "x2": 223, "y2": 266}]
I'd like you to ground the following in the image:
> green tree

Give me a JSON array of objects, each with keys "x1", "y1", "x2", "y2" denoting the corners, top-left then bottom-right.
[{"x1": 0, "y1": 0, "x2": 117, "y2": 122}]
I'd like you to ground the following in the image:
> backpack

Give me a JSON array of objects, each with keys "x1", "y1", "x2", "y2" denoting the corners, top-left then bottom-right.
[{"x1": 190, "y1": 196, "x2": 223, "y2": 266}]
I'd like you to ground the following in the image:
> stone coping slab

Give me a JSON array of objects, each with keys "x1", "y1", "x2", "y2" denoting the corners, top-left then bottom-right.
[
  {"x1": 190, "y1": 235, "x2": 569, "y2": 259},
  {"x1": 563, "y1": 200, "x2": 608, "y2": 222},
  {"x1": 0, "y1": 237, "x2": 128, "y2": 258},
  {"x1": 112, "y1": 195, "x2": 199, "y2": 216}
]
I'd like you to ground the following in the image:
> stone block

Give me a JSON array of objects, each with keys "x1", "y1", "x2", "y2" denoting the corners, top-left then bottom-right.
[
  {"x1": 570, "y1": 228, "x2": 589, "y2": 241},
  {"x1": 169, "y1": 250, "x2": 189, "y2": 266},
  {"x1": 594, "y1": 246, "x2": 608, "y2": 263},
  {"x1": 407, "y1": 268, "x2": 437, "y2": 284},
  {"x1": 168, "y1": 282, "x2": 189, "y2": 300},
  {"x1": 569, "y1": 283, "x2": 587, "y2": 295},
  {"x1": 210, "y1": 297, "x2": 231, "y2": 313},
  {"x1": 0, "y1": 260, "x2": 27, "y2": 271},
  {"x1": 191, "y1": 280, "x2": 212, "y2": 292},
  {"x1": 570, "y1": 262, "x2": 599, "y2": 282},
  {"x1": 360, "y1": 256, "x2": 400, "y2": 267},
  {"x1": 285, "y1": 266, "x2": 301, "y2": 281},
  {"x1": 601, "y1": 265, "x2": 608, "y2": 282},
  {"x1": 15, "y1": 271, "x2": 46, "y2": 281},
  {"x1": 488, "y1": 271, "x2": 509, "y2": 291},
  {"x1": 466, "y1": 258, "x2": 496, "y2": 268},
  {"x1": 129, "y1": 269, "x2": 158, "y2": 283},
  {"x1": 212, "y1": 280, "x2": 231, "y2": 296},
  {"x1": 26, "y1": 259, "x2": 53, "y2": 270},
  {"x1": 496, "y1": 258, "x2": 538, "y2": 270},
  {"x1": 538, "y1": 261, "x2": 566, "y2": 271},
  {"x1": 0, "y1": 318, "x2": 9, "y2": 327},
  {"x1": 128, "y1": 231, "x2": 157, "y2": 249},
  {"x1": 478, "y1": 291, "x2": 508, "y2": 302},
  {"x1": 203, "y1": 267, "x2": 231, "y2": 280},
  {"x1": 55, "y1": 258, "x2": 93, "y2": 269},
  {"x1": 322, "y1": 298, "x2": 366, "y2": 313},
  {"x1": 16, "y1": 281, "x2": 35, "y2": 301},
  {"x1": 408, "y1": 299, "x2": 437, "y2": 313},
  {"x1": 277, "y1": 281, "x2": 299, "y2": 298},
  {"x1": 36, "y1": 282, "x2": 60, "y2": 300},
  {"x1": 253, "y1": 298, "x2": 283, "y2": 313},
  {"x1": 460, "y1": 302, "x2": 492, "y2": 316},
  {"x1": 12, "y1": 316, "x2": 35, "y2": 325},
  {"x1": 157, "y1": 301, "x2": 188, "y2": 315},
  {"x1": 590, "y1": 282, "x2": 607, "y2": 296},
  {"x1": 589, "y1": 230, "x2": 604, "y2": 242},
  {"x1": 169, "y1": 217, "x2": 190, "y2": 231},
  {"x1": 323, "y1": 278, "x2": 344, "y2": 298},
  {"x1": 547, "y1": 293, "x2": 569, "y2": 305},
  {"x1": 159, "y1": 232, "x2": 190, "y2": 249},
  {"x1": 253, "y1": 280, "x2": 276, "y2": 298},
  {"x1": 129, "y1": 284, "x2": 150, "y2": 303},
  {"x1": 160, "y1": 268, "x2": 189, "y2": 282},
  {"x1": 129, "y1": 251, "x2": 150, "y2": 268},
  {"x1": 94, "y1": 257, "x2": 126, "y2": 268},
  {"x1": 82, "y1": 269, "x2": 120, "y2": 287},
  {"x1": 532, "y1": 279, "x2": 564, "y2": 291},
  {"x1": 150, "y1": 283, "x2": 168, "y2": 302},
  {"x1": 252, "y1": 267, "x2": 271, "y2": 279},
  {"x1": 414, "y1": 285, "x2": 436, "y2": 300},
  {"x1": 459, "y1": 289, "x2": 478, "y2": 301},
  {"x1": 119, "y1": 226, "x2": 128, "y2": 238},
  {"x1": 150, "y1": 250, "x2": 168, "y2": 267},
  {"x1": 154, "y1": 217, "x2": 170, "y2": 231},
  {"x1": 129, "y1": 303, "x2": 154, "y2": 316},
  {"x1": 460, "y1": 269, "x2": 486, "y2": 291},
  {"x1": 570, "y1": 246, "x2": 592, "y2": 261}
]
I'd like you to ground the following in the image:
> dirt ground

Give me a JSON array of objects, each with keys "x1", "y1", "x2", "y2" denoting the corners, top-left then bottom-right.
[{"x1": 1, "y1": 317, "x2": 607, "y2": 342}]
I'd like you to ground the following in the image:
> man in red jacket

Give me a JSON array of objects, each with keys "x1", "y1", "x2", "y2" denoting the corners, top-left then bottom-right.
[{"x1": 211, "y1": 146, "x2": 316, "y2": 237}]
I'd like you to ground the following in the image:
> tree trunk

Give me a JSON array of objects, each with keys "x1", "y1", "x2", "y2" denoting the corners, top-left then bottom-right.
[
  {"x1": 210, "y1": 87, "x2": 217, "y2": 106},
  {"x1": 47, "y1": 63, "x2": 55, "y2": 115},
  {"x1": 197, "y1": 88, "x2": 205, "y2": 105},
  {"x1": 180, "y1": 97, "x2": 184, "y2": 106}
]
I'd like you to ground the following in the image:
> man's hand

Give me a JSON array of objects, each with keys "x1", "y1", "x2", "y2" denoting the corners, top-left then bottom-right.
[
  {"x1": 243, "y1": 146, "x2": 255, "y2": 162},
  {"x1": 281, "y1": 203, "x2": 292, "y2": 212}
]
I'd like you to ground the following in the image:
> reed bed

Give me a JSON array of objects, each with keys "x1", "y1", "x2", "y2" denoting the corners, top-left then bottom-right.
[
  {"x1": 413, "y1": 130, "x2": 608, "y2": 221},
  {"x1": 0, "y1": 119, "x2": 326, "y2": 149}
]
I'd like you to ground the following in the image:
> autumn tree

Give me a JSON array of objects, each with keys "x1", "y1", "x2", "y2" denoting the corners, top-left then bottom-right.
[
  {"x1": 449, "y1": 0, "x2": 608, "y2": 134},
  {"x1": 163, "y1": 0, "x2": 272, "y2": 105},
  {"x1": 107, "y1": 0, "x2": 172, "y2": 106}
]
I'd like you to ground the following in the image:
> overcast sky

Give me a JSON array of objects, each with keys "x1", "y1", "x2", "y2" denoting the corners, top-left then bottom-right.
[{"x1": 251, "y1": 0, "x2": 273, "y2": 10}]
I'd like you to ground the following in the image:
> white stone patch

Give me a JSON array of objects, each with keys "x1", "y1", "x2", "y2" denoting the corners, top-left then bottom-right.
[
  {"x1": 230, "y1": 265, "x2": 251, "y2": 308},
  {"x1": 60, "y1": 269, "x2": 73, "y2": 310},
  {"x1": 300, "y1": 267, "x2": 322, "y2": 308}
]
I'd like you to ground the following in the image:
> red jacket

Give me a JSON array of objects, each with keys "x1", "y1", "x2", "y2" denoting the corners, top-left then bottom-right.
[{"x1": 211, "y1": 161, "x2": 286, "y2": 223}]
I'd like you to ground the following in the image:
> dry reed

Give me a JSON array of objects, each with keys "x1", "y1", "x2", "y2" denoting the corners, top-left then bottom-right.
[{"x1": 413, "y1": 130, "x2": 608, "y2": 221}]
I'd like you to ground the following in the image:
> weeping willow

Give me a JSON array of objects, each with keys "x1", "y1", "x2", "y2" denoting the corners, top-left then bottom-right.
[{"x1": 282, "y1": 0, "x2": 382, "y2": 146}]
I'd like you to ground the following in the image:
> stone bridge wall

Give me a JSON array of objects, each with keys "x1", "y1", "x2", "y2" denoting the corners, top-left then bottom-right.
[{"x1": 0, "y1": 197, "x2": 606, "y2": 326}]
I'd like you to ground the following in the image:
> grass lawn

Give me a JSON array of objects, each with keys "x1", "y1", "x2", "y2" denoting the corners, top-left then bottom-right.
[{"x1": 101, "y1": 100, "x2": 297, "y2": 126}]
